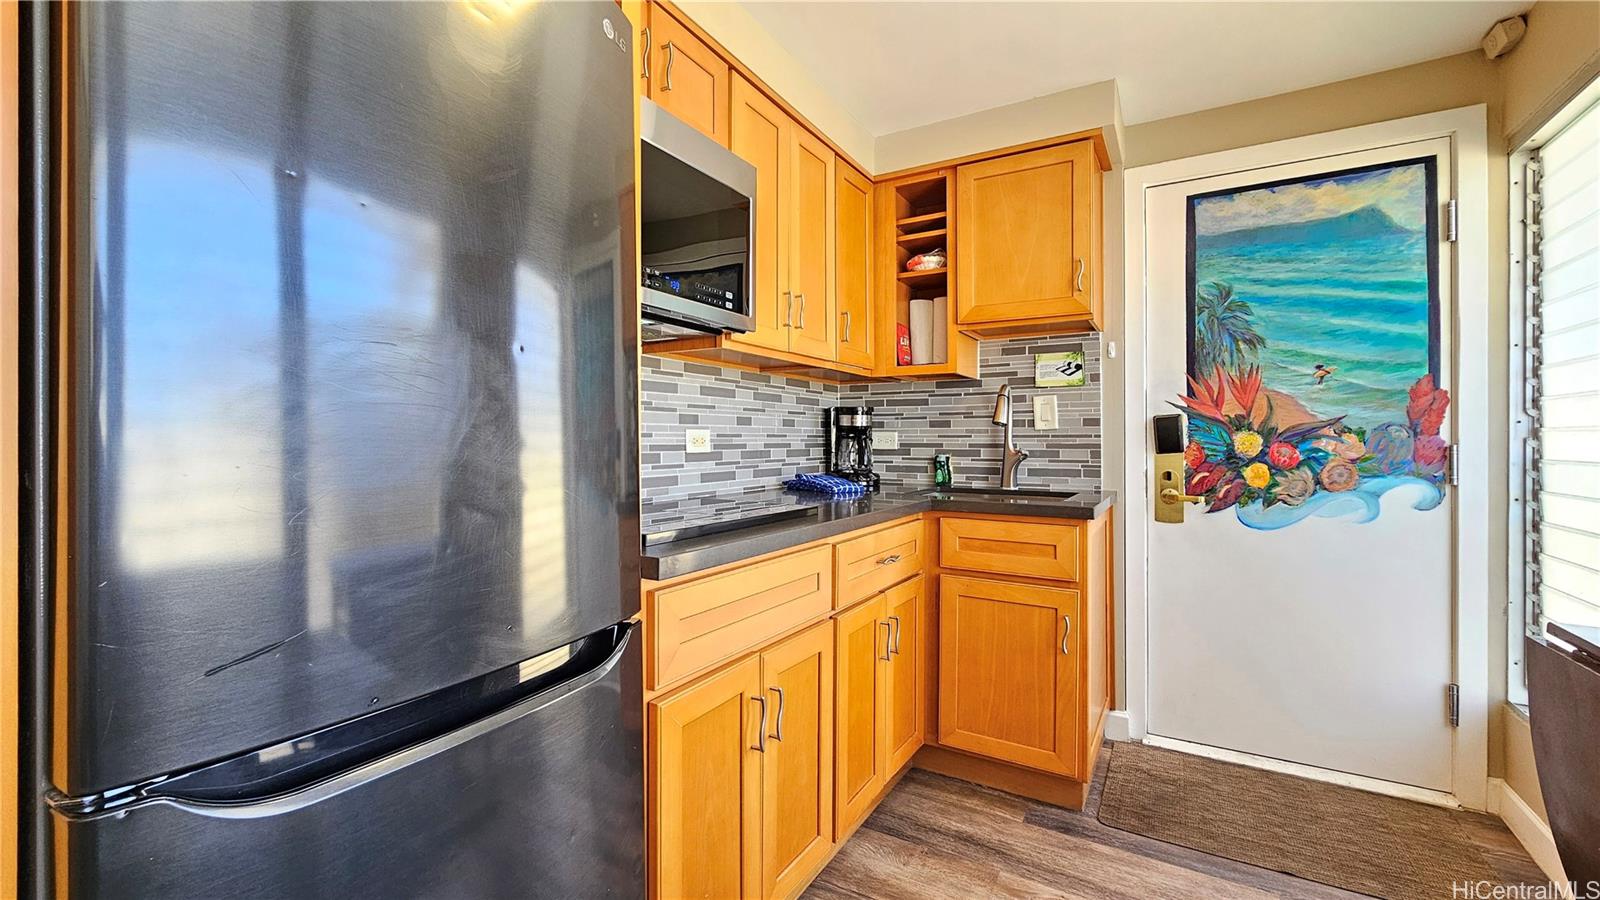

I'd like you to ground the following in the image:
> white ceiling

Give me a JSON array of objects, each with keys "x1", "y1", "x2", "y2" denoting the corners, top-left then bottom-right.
[{"x1": 740, "y1": 1, "x2": 1527, "y2": 135}]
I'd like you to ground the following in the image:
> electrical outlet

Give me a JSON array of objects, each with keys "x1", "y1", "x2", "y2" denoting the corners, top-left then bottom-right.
[
  {"x1": 684, "y1": 429, "x2": 712, "y2": 454},
  {"x1": 1033, "y1": 395, "x2": 1059, "y2": 431},
  {"x1": 871, "y1": 431, "x2": 900, "y2": 450}
]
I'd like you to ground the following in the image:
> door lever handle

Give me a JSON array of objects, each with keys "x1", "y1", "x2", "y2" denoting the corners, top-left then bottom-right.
[{"x1": 1160, "y1": 487, "x2": 1203, "y2": 505}]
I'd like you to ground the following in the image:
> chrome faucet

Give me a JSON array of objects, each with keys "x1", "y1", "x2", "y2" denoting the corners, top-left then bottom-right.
[{"x1": 991, "y1": 384, "x2": 1029, "y2": 489}]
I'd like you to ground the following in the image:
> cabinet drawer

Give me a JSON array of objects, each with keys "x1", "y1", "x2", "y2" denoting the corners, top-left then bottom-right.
[
  {"x1": 834, "y1": 519, "x2": 924, "y2": 609},
  {"x1": 939, "y1": 517, "x2": 1080, "y2": 582},
  {"x1": 649, "y1": 546, "x2": 833, "y2": 690}
]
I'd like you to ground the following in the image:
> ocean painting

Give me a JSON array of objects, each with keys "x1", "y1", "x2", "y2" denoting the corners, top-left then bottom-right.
[{"x1": 1177, "y1": 158, "x2": 1450, "y2": 530}]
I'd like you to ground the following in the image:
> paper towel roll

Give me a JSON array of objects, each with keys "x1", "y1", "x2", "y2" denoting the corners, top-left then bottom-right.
[
  {"x1": 909, "y1": 298, "x2": 934, "y2": 365},
  {"x1": 932, "y1": 296, "x2": 949, "y2": 364}
]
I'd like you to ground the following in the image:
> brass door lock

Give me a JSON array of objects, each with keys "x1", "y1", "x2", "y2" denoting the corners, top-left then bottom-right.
[{"x1": 1153, "y1": 414, "x2": 1198, "y2": 524}]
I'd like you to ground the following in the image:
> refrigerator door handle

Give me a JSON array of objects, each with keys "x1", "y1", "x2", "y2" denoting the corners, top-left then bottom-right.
[{"x1": 48, "y1": 624, "x2": 636, "y2": 823}]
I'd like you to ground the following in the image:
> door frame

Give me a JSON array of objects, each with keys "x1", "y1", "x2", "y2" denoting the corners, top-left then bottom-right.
[{"x1": 1119, "y1": 106, "x2": 1491, "y2": 810}]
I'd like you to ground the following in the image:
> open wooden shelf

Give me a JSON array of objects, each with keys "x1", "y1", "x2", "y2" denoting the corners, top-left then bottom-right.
[
  {"x1": 894, "y1": 211, "x2": 947, "y2": 231},
  {"x1": 896, "y1": 228, "x2": 947, "y2": 252},
  {"x1": 897, "y1": 266, "x2": 948, "y2": 284}
]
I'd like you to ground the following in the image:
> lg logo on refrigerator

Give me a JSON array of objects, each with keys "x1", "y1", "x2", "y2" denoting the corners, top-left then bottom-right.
[{"x1": 602, "y1": 18, "x2": 627, "y2": 53}]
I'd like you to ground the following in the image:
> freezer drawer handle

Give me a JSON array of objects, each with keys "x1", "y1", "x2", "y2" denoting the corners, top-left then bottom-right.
[{"x1": 46, "y1": 624, "x2": 638, "y2": 822}]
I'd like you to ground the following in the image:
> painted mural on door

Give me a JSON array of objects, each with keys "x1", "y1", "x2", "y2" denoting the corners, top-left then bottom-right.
[{"x1": 1176, "y1": 158, "x2": 1450, "y2": 530}]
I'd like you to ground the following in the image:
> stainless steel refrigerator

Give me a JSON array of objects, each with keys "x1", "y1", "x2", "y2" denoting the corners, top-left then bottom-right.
[{"x1": 28, "y1": 2, "x2": 642, "y2": 896}]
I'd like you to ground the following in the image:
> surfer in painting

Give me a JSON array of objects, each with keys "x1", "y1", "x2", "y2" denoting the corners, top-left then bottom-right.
[{"x1": 1312, "y1": 363, "x2": 1337, "y2": 386}]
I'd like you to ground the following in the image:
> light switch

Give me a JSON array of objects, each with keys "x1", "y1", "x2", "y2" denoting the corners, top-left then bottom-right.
[
  {"x1": 1033, "y1": 395, "x2": 1059, "y2": 431},
  {"x1": 872, "y1": 431, "x2": 900, "y2": 450},
  {"x1": 685, "y1": 429, "x2": 712, "y2": 453}
]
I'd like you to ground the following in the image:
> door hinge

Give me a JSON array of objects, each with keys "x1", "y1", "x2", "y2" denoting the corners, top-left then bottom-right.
[
  {"x1": 1447, "y1": 683, "x2": 1460, "y2": 727},
  {"x1": 1447, "y1": 443, "x2": 1461, "y2": 486},
  {"x1": 1446, "y1": 199, "x2": 1458, "y2": 242}
]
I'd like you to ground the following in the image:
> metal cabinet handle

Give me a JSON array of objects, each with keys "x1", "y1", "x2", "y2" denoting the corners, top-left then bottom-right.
[
  {"x1": 879, "y1": 621, "x2": 892, "y2": 661},
  {"x1": 842, "y1": 310, "x2": 852, "y2": 343},
  {"x1": 1074, "y1": 258, "x2": 1085, "y2": 293},
  {"x1": 640, "y1": 27, "x2": 651, "y2": 79},
  {"x1": 1061, "y1": 615, "x2": 1072, "y2": 655},
  {"x1": 889, "y1": 615, "x2": 901, "y2": 654},
  {"x1": 769, "y1": 686, "x2": 785, "y2": 741},
  {"x1": 662, "y1": 40, "x2": 678, "y2": 91},
  {"x1": 750, "y1": 695, "x2": 768, "y2": 752},
  {"x1": 796, "y1": 293, "x2": 806, "y2": 329},
  {"x1": 877, "y1": 554, "x2": 901, "y2": 566},
  {"x1": 783, "y1": 291, "x2": 793, "y2": 327}
]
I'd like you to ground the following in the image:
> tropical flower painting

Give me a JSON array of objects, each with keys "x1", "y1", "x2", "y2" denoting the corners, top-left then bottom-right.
[{"x1": 1181, "y1": 158, "x2": 1449, "y2": 530}]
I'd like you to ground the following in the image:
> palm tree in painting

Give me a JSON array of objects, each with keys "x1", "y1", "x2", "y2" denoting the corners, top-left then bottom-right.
[{"x1": 1194, "y1": 281, "x2": 1266, "y2": 372}]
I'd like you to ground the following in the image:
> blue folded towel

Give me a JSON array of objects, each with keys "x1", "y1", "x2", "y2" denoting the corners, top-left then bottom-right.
[{"x1": 784, "y1": 473, "x2": 868, "y2": 498}]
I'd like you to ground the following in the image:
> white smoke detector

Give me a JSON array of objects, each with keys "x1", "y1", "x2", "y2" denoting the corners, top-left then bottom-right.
[{"x1": 1482, "y1": 15, "x2": 1526, "y2": 60}]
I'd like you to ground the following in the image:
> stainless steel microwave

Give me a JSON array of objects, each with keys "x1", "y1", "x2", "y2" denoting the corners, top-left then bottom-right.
[{"x1": 640, "y1": 98, "x2": 757, "y2": 341}]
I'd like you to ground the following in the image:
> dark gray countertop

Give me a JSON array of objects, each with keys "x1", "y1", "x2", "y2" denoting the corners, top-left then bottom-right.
[{"x1": 642, "y1": 482, "x2": 1114, "y2": 581}]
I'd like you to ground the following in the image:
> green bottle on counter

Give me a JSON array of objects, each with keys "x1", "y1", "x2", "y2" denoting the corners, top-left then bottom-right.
[{"x1": 933, "y1": 454, "x2": 953, "y2": 488}]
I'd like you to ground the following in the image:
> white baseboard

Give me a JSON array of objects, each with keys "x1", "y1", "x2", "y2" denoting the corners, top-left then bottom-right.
[
  {"x1": 1489, "y1": 777, "x2": 1569, "y2": 891},
  {"x1": 1105, "y1": 710, "x2": 1131, "y2": 742}
]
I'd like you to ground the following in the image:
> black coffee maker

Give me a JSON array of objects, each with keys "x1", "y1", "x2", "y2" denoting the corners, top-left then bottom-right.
[{"x1": 823, "y1": 406, "x2": 880, "y2": 491}]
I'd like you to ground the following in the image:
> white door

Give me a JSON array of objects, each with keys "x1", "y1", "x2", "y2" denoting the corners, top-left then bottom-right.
[{"x1": 1145, "y1": 138, "x2": 1457, "y2": 791}]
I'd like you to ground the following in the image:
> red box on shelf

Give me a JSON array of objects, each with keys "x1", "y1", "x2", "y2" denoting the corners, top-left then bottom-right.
[{"x1": 896, "y1": 324, "x2": 912, "y2": 366}]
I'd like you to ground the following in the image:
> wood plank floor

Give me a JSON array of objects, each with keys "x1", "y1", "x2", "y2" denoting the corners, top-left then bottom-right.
[{"x1": 805, "y1": 745, "x2": 1550, "y2": 899}]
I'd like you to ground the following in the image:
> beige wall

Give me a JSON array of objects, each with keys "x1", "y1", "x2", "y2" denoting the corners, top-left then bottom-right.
[
  {"x1": 1503, "y1": 705, "x2": 1549, "y2": 821},
  {"x1": 873, "y1": 80, "x2": 1122, "y2": 174},
  {"x1": 1502, "y1": 0, "x2": 1600, "y2": 148}
]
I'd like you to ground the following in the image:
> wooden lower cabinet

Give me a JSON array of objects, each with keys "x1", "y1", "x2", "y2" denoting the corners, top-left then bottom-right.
[
  {"x1": 882, "y1": 576, "x2": 925, "y2": 773},
  {"x1": 760, "y1": 622, "x2": 835, "y2": 899},
  {"x1": 650, "y1": 656, "x2": 763, "y2": 900},
  {"x1": 651, "y1": 622, "x2": 835, "y2": 900},
  {"x1": 833, "y1": 575, "x2": 926, "y2": 838},
  {"x1": 937, "y1": 574, "x2": 1083, "y2": 778},
  {"x1": 831, "y1": 596, "x2": 886, "y2": 837}
]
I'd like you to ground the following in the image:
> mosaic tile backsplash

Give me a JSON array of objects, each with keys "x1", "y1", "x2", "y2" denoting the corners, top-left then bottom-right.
[{"x1": 639, "y1": 334, "x2": 1102, "y2": 499}]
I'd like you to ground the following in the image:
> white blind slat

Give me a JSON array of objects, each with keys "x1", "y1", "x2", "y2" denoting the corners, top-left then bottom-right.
[{"x1": 1533, "y1": 97, "x2": 1600, "y2": 631}]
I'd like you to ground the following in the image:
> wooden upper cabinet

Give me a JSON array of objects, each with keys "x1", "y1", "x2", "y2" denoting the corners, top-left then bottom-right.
[
  {"x1": 834, "y1": 164, "x2": 873, "y2": 369},
  {"x1": 882, "y1": 575, "x2": 925, "y2": 775},
  {"x1": 937, "y1": 574, "x2": 1083, "y2": 779},
  {"x1": 644, "y1": 3, "x2": 730, "y2": 147},
  {"x1": 786, "y1": 127, "x2": 835, "y2": 360},
  {"x1": 759, "y1": 622, "x2": 835, "y2": 900},
  {"x1": 954, "y1": 141, "x2": 1100, "y2": 329},
  {"x1": 833, "y1": 596, "x2": 886, "y2": 838},
  {"x1": 650, "y1": 656, "x2": 763, "y2": 900},
  {"x1": 728, "y1": 76, "x2": 789, "y2": 352}
]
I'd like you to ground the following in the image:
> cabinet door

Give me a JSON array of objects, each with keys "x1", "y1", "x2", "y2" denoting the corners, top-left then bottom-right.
[
  {"x1": 954, "y1": 141, "x2": 1094, "y2": 324},
  {"x1": 651, "y1": 656, "x2": 762, "y2": 900},
  {"x1": 833, "y1": 596, "x2": 886, "y2": 837},
  {"x1": 645, "y1": 3, "x2": 730, "y2": 147},
  {"x1": 834, "y1": 164, "x2": 873, "y2": 369},
  {"x1": 728, "y1": 77, "x2": 790, "y2": 352},
  {"x1": 937, "y1": 575, "x2": 1082, "y2": 778},
  {"x1": 882, "y1": 576, "x2": 925, "y2": 774},
  {"x1": 785, "y1": 127, "x2": 835, "y2": 360},
  {"x1": 759, "y1": 622, "x2": 834, "y2": 900}
]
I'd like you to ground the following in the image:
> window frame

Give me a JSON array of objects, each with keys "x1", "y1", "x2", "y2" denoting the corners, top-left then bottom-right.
[{"x1": 1507, "y1": 79, "x2": 1600, "y2": 708}]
